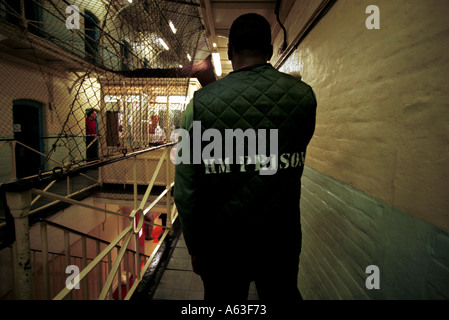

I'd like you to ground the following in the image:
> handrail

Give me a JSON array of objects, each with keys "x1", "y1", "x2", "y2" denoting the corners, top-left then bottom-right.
[
  {"x1": 0, "y1": 0, "x2": 184, "y2": 300},
  {"x1": 52, "y1": 224, "x2": 134, "y2": 300},
  {"x1": 0, "y1": 134, "x2": 101, "y2": 141},
  {"x1": 32, "y1": 189, "x2": 133, "y2": 219},
  {"x1": 28, "y1": 182, "x2": 100, "y2": 215},
  {"x1": 38, "y1": 219, "x2": 151, "y2": 258},
  {"x1": 5, "y1": 142, "x2": 177, "y2": 299},
  {"x1": 1, "y1": 141, "x2": 175, "y2": 192},
  {"x1": 31, "y1": 247, "x2": 107, "y2": 261}
]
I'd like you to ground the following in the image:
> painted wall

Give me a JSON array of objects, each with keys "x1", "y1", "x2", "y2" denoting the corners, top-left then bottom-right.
[
  {"x1": 273, "y1": 0, "x2": 449, "y2": 299},
  {"x1": 0, "y1": 56, "x2": 91, "y2": 182},
  {"x1": 278, "y1": 0, "x2": 449, "y2": 231},
  {"x1": 300, "y1": 166, "x2": 449, "y2": 299},
  {"x1": 0, "y1": 199, "x2": 129, "y2": 299}
]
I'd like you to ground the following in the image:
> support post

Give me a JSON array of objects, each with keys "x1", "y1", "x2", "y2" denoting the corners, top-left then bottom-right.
[
  {"x1": 165, "y1": 149, "x2": 173, "y2": 234},
  {"x1": 6, "y1": 190, "x2": 32, "y2": 300}
]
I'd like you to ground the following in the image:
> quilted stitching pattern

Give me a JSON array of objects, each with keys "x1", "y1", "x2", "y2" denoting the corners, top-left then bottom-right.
[{"x1": 192, "y1": 64, "x2": 316, "y2": 224}]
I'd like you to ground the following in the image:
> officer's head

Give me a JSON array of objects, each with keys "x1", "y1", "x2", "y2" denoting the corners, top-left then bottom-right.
[{"x1": 228, "y1": 13, "x2": 273, "y2": 62}]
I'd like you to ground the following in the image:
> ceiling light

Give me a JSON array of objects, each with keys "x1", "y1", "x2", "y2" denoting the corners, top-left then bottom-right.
[
  {"x1": 212, "y1": 52, "x2": 222, "y2": 77},
  {"x1": 187, "y1": 54, "x2": 191, "y2": 61},
  {"x1": 158, "y1": 38, "x2": 169, "y2": 50},
  {"x1": 213, "y1": 42, "x2": 217, "y2": 48},
  {"x1": 169, "y1": 20, "x2": 177, "y2": 34}
]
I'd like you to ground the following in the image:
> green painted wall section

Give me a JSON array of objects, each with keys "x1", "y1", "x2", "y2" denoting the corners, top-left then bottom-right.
[{"x1": 299, "y1": 165, "x2": 449, "y2": 300}]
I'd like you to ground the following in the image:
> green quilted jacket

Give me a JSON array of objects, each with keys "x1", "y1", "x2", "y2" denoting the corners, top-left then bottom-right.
[{"x1": 174, "y1": 63, "x2": 316, "y2": 257}]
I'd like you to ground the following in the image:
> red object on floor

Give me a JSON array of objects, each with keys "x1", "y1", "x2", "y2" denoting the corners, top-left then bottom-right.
[
  {"x1": 151, "y1": 226, "x2": 163, "y2": 243},
  {"x1": 112, "y1": 276, "x2": 135, "y2": 300}
]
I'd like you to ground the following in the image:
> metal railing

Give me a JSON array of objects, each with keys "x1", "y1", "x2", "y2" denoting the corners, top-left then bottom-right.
[
  {"x1": 0, "y1": 0, "x2": 170, "y2": 72},
  {"x1": 0, "y1": 136, "x2": 101, "y2": 198},
  {"x1": 3, "y1": 142, "x2": 177, "y2": 300},
  {"x1": 31, "y1": 219, "x2": 150, "y2": 300}
]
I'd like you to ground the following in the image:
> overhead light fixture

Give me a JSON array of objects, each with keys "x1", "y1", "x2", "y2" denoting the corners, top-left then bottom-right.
[
  {"x1": 156, "y1": 96, "x2": 187, "y2": 104},
  {"x1": 187, "y1": 53, "x2": 191, "y2": 61},
  {"x1": 213, "y1": 42, "x2": 217, "y2": 48},
  {"x1": 127, "y1": 0, "x2": 133, "y2": 3},
  {"x1": 212, "y1": 52, "x2": 222, "y2": 77},
  {"x1": 169, "y1": 20, "x2": 177, "y2": 34},
  {"x1": 158, "y1": 38, "x2": 169, "y2": 50}
]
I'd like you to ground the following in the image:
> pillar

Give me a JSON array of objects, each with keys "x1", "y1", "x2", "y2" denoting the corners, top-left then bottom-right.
[{"x1": 6, "y1": 190, "x2": 32, "y2": 300}]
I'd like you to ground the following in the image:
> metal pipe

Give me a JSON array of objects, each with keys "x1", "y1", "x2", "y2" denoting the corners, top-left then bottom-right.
[
  {"x1": 32, "y1": 188, "x2": 132, "y2": 219},
  {"x1": 64, "y1": 230, "x2": 71, "y2": 300},
  {"x1": 165, "y1": 150, "x2": 172, "y2": 230},
  {"x1": 139, "y1": 148, "x2": 169, "y2": 210},
  {"x1": 40, "y1": 222, "x2": 50, "y2": 299},
  {"x1": 29, "y1": 183, "x2": 100, "y2": 215},
  {"x1": 274, "y1": 0, "x2": 338, "y2": 70},
  {"x1": 96, "y1": 241, "x2": 101, "y2": 297},
  {"x1": 82, "y1": 236, "x2": 88, "y2": 299},
  {"x1": 53, "y1": 225, "x2": 133, "y2": 300},
  {"x1": 99, "y1": 231, "x2": 134, "y2": 300},
  {"x1": 2, "y1": 143, "x2": 175, "y2": 192}
]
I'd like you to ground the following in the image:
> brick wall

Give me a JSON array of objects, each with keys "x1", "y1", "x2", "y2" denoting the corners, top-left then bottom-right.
[
  {"x1": 271, "y1": 0, "x2": 449, "y2": 299},
  {"x1": 299, "y1": 166, "x2": 449, "y2": 299}
]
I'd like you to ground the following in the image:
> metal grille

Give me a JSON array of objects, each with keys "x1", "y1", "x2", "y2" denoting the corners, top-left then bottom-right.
[
  {"x1": 0, "y1": 0, "x2": 208, "y2": 299},
  {"x1": 0, "y1": 0, "x2": 206, "y2": 185}
]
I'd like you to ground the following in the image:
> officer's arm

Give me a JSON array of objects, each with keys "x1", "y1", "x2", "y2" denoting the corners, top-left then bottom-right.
[{"x1": 174, "y1": 101, "x2": 200, "y2": 256}]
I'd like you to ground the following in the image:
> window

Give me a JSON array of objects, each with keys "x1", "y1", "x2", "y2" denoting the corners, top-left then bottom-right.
[
  {"x1": 84, "y1": 11, "x2": 100, "y2": 65},
  {"x1": 24, "y1": 0, "x2": 43, "y2": 36},
  {"x1": 120, "y1": 40, "x2": 130, "y2": 71},
  {"x1": 4, "y1": 0, "x2": 22, "y2": 25}
]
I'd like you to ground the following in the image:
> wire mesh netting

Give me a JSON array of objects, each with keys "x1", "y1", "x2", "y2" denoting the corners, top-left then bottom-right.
[
  {"x1": 0, "y1": 0, "x2": 211, "y2": 224},
  {"x1": 0, "y1": 1, "x2": 213, "y2": 300},
  {"x1": 0, "y1": 0, "x2": 208, "y2": 207}
]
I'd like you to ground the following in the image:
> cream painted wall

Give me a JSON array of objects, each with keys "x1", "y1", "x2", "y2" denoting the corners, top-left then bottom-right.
[
  {"x1": 0, "y1": 56, "x2": 90, "y2": 181},
  {"x1": 276, "y1": 0, "x2": 449, "y2": 231}
]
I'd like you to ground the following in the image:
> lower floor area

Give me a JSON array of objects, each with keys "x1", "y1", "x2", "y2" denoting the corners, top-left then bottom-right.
[{"x1": 152, "y1": 232, "x2": 259, "y2": 300}]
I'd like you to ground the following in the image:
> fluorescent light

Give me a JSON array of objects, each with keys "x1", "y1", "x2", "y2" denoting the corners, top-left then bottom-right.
[
  {"x1": 158, "y1": 38, "x2": 169, "y2": 50},
  {"x1": 187, "y1": 53, "x2": 191, "y2": 61},
  {"x1": 156, "y1": 96, "x2": 167, "y2": 103},
  {"x1": 156, "y1": 96, "x2": 187, "y2": 104},
  {"x1": 170, "y1": 96, "x2": 187, "y2": 104},
  {"x1": 104, "y1": 95, "x2": 120, "y2": 102},
  {"x1": 169, "y1": 20, "x2": 177, "y2": 34},
  {"x1": 212, "y1": 52, "x2": 222, "y2": 76}
]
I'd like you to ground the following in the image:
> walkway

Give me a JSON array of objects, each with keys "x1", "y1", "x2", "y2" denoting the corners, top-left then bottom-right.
[{"x1": 153, "y1": 233, "x2": 259, "y2": 300}]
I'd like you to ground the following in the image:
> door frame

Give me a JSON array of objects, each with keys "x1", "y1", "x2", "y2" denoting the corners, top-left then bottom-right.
[{"x1": 12, "y1": 99, "x2": 44, "y2": 173}]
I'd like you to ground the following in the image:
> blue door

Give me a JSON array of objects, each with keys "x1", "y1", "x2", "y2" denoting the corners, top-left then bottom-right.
[{"x1": 84, "y1": 11, "x2": 99, "y2": 64}]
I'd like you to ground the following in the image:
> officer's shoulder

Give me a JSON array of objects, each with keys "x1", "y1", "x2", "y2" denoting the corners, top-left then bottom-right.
[{"x1": 195, "y1": 73, "x2": 235, "y2": 96}]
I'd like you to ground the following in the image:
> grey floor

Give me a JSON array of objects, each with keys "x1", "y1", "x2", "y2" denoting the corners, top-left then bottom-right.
[{"x1": 153, "y1": 233, "x2": 259, "y2": 300}]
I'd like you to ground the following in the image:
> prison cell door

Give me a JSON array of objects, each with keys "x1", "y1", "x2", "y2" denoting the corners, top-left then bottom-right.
[{"x1": 13, "y1": 100, "x2": 43, "y2": 179}]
